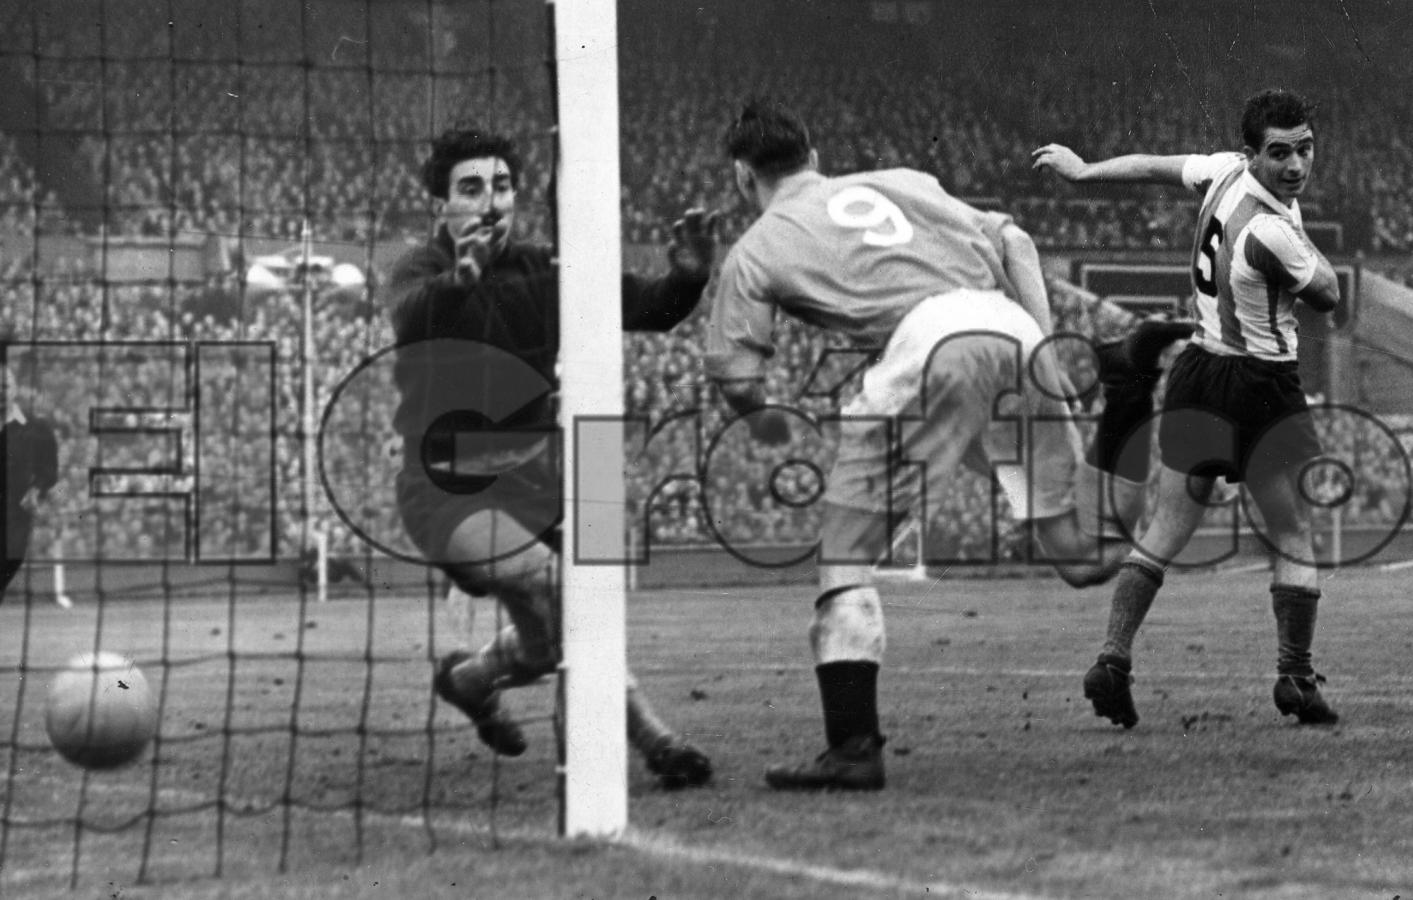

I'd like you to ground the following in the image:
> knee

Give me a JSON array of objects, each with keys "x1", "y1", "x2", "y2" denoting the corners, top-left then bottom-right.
[
  {"x1": 485, "y1": 624, "x2": 560, "y2": 686},
  {"x1": 1054, "y1": 540, "x2": 1132, "y2": 588},
  {"x1": 819, "y1": 564, "x2": 875, "y2": 594},
  {"x1": 506, "y1": 648, "x2": 559, "y2": 684},
  {"x1": 443, "y1": 541, "x2": 555, "y2": 605},
  {"x1": 1054, "y1": 562, "x2": 1107, "y2": 589},
  {"x1": 1264, "y1": 509, "x2": 1313, "y2": 543},
  {"x1": 809, "y1": 585, "x2": 886, "y2": 664}
]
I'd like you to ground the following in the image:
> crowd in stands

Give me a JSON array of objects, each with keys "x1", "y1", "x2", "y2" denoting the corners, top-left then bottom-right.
[
  {"x1": 5, "y1": 259, "x2": 1406, "y2": 565},
  {"x1": 6, "y1": 0, "x2": 1412, "y2": 253},
  {"x1": 2, "y1": 0, "x2": 1411, "y2": 565}
]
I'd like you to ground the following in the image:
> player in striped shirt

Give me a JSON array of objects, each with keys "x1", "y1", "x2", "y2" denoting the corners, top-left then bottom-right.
[
  {"x1": 708, "y1": 99, "x2": 1188, "y2": 790},
  {"x1": 1033, "y1": 88, "x2": 1342, "y2": 728}
]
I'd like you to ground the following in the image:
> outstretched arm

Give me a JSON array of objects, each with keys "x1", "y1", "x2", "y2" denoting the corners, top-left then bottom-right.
[
  {"x1": 622, "y1": 208, "x2": 719, "y2": 332},
  {"x1": 1031, "y1": 144, "x2": 1189, "y2": 187}
]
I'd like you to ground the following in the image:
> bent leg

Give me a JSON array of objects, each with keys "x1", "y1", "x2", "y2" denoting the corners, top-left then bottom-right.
[
  {"x1": 1033, "y1": 509, "x2": 1136, "y2": 588},
  {"x1": 1245, "y1": 464, "x2": 1318, "y2": 592},
  {"x1": 1079, "y1": 465, "x2": 1213, "y2": 728},
  {"x1": 1246, "y1": 465, "x2": 1338, "y2": 723},
  {"x1": 1038, "y1": 318, "x2": 1195, "y2": 585},
  {"x1": 440, "y1": 509, "x2": 560, "y2": 683},
  {"x1": 1102, "y1": 465, "x2": 1214, "y2": 660},
  {"x1": 428, "y1": 510, "x2": 558, "y2": 756},
  {"x1": 764, "y1": 502, "x2": 889, "y2": 791}
]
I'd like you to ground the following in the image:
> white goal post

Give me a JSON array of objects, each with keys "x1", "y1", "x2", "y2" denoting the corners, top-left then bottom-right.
[{"x1": 552, "y1": 0, "x2": 630, "y2": 838}]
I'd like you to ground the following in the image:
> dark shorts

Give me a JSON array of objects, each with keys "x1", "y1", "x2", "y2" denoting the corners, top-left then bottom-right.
[
  {"x1": 395, "y1": 444, "x2": 562, "y2": 566},
  {"x1": 1158, "y1": 344, "x2": 1322, "y2": 483}
]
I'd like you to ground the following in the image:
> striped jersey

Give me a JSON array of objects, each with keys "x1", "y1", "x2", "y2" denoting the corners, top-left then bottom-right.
[
  {"x1": 704, "y1": 168, "x2": 1017, "y2": 381},
  {"x1": 1183, "y1": 152, "x2": 1322, "y2": 362}
]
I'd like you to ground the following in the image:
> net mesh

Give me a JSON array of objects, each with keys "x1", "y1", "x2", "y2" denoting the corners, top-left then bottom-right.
[{"x1": 0, "y1": 0, "x2": 562, "y2": 890}]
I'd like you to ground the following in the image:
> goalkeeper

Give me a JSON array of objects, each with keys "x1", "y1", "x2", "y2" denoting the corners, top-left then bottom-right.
[{"x1": 388, "y1": 127, "x2": 716, "y2": 789}]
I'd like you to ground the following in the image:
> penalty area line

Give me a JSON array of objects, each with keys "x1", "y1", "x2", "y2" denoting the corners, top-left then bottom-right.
[
  {"x1": 3, "y1": 771, "x2": 1053, "y2": 900},
  {"x1": 616, "y1": 828, "x2": 1054, "y2": 900},
  {"x1": 413, "y1": 814, "x2": 1056, "y2": 899}
]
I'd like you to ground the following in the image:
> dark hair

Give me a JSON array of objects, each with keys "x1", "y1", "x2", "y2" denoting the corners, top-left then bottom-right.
[
  {"x1": 420, "y1": 128, "x2": 521, "y2": 199},
  {"x1": 1240, "y1": 89, "x2": 1316, "y2": 150},
  {"x1": 724, "y1": 97, "x2": 812, "y2": 178}
]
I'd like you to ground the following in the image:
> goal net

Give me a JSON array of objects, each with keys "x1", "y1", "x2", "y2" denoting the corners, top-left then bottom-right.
[{"x1": 0, "y1": 0, "x2": 621, "y2": 891}]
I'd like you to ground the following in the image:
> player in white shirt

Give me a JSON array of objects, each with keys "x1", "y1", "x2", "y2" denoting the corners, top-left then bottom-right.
[
  {"x1": 1033, "y1": 88, "x2": 1342, "y2": 728},
  {"x1": 708, "y1": 99, "x2": 1189, "y2": 790}
]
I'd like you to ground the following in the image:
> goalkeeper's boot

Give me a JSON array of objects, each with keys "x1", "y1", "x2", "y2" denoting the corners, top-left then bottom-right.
[
  {"x1": 434, "y1": 651, "x2": 528, "y2": 756},
  {"x1": 1084, "y1": 654, "x2": 1139, "y2": 729},
  {"x1": 764, "y1": 733, "x2": 886, "y2": 791},
  {"x1": 1273, "y1": 673, "x2": 1339, "y2": 725},
  {"x1": 643, "y1": 735, "x2": 713, "y2": 790}
]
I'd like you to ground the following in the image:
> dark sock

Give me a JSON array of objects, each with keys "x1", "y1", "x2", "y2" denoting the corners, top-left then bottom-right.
[
  {"x1": 815, "y1": 661, "x2": 880, "y2": 747},
  {"x1": 1085, "y1": 379, "x2": 1157, "y2": 483},
  {"x1": 1271, "y1": 585, "x2": 1320, "y2": 677},
  {"x1": 1100, "y1": 560, "x2": 1164, "y2": 661}
]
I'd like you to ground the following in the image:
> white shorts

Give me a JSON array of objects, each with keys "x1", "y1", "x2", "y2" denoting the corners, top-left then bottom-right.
[{"x1": 824, "y1": 289, "x2": 1081, "y2": 522}]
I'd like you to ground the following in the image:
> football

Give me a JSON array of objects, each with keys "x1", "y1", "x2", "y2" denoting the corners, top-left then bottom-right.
[{"x1": 44, "y1": 652, "x2": 157, "y2": 770}]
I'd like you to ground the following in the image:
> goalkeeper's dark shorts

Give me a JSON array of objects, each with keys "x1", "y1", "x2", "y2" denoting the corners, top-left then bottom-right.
[
  {"x1": 396, "y1": 438, "x2": 562, "y2": 568},
  {"x1": 1157, "y1": 343, "x2": 1322, "y2": 484}
]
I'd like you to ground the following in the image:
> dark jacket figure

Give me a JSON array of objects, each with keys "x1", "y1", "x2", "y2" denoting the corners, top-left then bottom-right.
[{"x1": 2, "y1": 414, "x2": 59, "y2": 596}]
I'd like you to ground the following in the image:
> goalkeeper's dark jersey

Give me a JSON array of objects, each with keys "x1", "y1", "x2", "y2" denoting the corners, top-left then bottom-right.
[{"x1": 387, "y1": 227, "x2": 707, "y2": 471}]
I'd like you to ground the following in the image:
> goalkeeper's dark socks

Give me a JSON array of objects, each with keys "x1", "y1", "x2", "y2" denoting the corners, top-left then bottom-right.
[
  {"x1": 1272, "y1": 584, "x2": 1321, "y2": 677},
  {"x1": 1100, "y1": 560, "x2": 1164, "y2": 661},
  {"x1": 816, "y1": 661, "x2": 881, "y2": 747}
]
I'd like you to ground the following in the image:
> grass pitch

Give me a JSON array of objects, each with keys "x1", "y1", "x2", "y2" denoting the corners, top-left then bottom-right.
[{"x1": 2, "y1": 566, "x2": 1411, "y2": 899}]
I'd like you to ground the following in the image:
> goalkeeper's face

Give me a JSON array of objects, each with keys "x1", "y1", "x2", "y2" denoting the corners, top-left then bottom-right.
[{"x1": 441, "y1": 155, "x2": 516, "y2": 260}]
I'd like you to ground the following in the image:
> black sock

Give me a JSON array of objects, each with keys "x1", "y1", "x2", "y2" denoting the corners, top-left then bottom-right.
[
  {"x1": 1101, "y1": 560, "x2": 1164, "y2": 661},
  {"x1": 1271, "y1": 585, "x2": 1320, "y2": 677},
  {"x1": 816, "y1": 661, "x2": 880, "y2": 747},
  {"x1": 1085, "y1": 378, "x2": 1157, "y2": 484}
]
